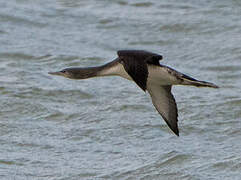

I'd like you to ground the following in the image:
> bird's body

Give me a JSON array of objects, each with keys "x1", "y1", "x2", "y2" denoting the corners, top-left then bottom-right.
[
  {"x1": 49, "y1": 50, "x2": 218, "y2": 136},
  {"x1": 99, "y1": 62, "x2": 171, "y2": 84}
]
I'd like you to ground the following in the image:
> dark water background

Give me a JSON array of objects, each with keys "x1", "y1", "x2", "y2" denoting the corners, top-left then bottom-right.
[{"x1": 0, "y1": 0, "x2": 241, "y2": 179}]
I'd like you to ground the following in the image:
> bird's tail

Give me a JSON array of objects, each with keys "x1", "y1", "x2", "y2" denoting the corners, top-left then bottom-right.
[
  {"x1": 181, "y1": 74, "x2": 219, "y2": 88},
  {"x1": 187, "y1": 80, "x2": 219, "y2": 88}
]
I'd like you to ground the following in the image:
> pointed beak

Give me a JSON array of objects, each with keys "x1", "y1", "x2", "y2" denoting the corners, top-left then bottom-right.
[{"x1": 48, "y1": 71, "x2": 63, "y2": 76}]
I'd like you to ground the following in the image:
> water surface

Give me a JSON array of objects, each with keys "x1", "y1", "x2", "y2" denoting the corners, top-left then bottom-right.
[{"x1": 0, "y1": 0, "x2": 241, "y2": 179}]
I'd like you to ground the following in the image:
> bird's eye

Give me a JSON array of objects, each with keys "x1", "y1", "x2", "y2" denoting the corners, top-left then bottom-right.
[{"x1": 61, "y1": 70, "x2": 66, "y2": 73}]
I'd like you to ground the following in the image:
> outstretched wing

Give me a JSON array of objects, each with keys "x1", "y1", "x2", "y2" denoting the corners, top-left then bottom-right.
[
  {"x1": 117, "y1": 50, "x2": 163, "y2": 65},
  {"x1": 117, "y1": 50, "x2": 163, "y2": 91},
  {"x1": 148, "y1": 85, "x2": 179, "y2": 136},
  {"x1": 120, "y1": 56, "x2": 148, "y2": 91}
]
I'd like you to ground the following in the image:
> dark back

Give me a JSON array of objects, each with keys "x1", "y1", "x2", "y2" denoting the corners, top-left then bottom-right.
[
  {"x1": 117, "y1": 50, "x2": 163, "y2": 91},
  {"x1": 117, "y1": 50, "x2": 163, "y2": 66}
]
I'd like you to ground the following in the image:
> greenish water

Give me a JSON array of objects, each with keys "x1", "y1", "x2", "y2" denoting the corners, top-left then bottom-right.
[{"x1": 0, "y1": 0, "x2": 241, "y2": 179}]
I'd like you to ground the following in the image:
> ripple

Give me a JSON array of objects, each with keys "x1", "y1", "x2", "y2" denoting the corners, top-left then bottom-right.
[
  {"x1": 160, "y1": 23, "x2": 201, "y2": 33},
  {"x1": 115, "y1": 104, "x2": 148, "y2": 112},
  {"x1": 158, "y1": 3, "x2": 196, "y2": 10},
  {"x1": 0, "y1": 76, "x2": 18, "y2": 83},
  {"x1": 157, "y1": 153, "x2": 191, "y2": 166},
  {"x1": 117, "y1": 1, "x2": 128, "y2": 6},
  {"x1": 10, "y1": 87, "x2": 94, "y2": 100},
  {"x1": 99, "y1": 19, "x2": 113, "y2": 24},
  {"x1": 131, "y1": 2, "x2": 153, "y2": 7},
  {"x1": 212, "y1": 158, "x2": 241, "y2": 172},
  {"x1": 0, "y1": 159, "x2": 19, "y2": 165},
  {"x1": 0, "y1": 13, "x2": 46, "y2": 27},
  {"x1": 129, "y1": 39, "x2": 176, "y2": 46},
  {"x1": 204, "y1": 65, "x2": 241, "y2": 72},
  {"x1": 0, "y1": 30, "x2": 6, "y2": 34},
  {"x1": 0, "y1": 52, "x2": 36, "y2": 60},
  {"x1": 106, "y1": 151, "x2": 193, "y2": 179}
]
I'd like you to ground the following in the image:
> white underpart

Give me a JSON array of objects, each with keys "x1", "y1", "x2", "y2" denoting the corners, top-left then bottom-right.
[
  {"x1": 146, "y1": 65, "x2": 180, "y2": 86},
  {"x1": 99, "y1": 62, "x2": 180, "y2": 88},
  {"x1": 99, "y1": 62, "x2": 132, "y2": 80}
]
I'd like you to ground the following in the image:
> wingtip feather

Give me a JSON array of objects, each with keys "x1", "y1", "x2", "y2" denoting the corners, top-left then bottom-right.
[{"x1": 174, "y1": 129, "x2": 179, "y2": 136}]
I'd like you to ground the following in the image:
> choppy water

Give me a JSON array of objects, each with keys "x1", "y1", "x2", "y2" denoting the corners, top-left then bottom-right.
[{"x1": 1, "y1": 0, "x2": 241, "y2": 179}]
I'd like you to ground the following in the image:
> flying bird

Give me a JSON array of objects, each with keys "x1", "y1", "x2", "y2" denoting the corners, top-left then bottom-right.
[{"x1": 49, "y1": 50, "x2": 218, "y2": 136}]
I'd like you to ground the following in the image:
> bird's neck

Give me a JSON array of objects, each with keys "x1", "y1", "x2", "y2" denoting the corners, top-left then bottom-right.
[
  {"x1": 71, "y1": 60, "x2": 119, "y2": 79},
  {"x1": 70, "y1": 66, "x2": 103, "y2": 79}
]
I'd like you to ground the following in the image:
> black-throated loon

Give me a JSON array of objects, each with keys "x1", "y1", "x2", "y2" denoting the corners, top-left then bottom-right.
[{"x1": 49, "y1": 50, "x2": 219, "y2": 136}]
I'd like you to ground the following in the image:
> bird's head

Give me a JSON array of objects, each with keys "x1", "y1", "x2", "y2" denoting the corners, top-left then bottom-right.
[
  {"x1": 48, "y1": 68, "x2": 74, "y2": 79},
  {"x1": 48, "y1": 67, "x2": 98, "y2": 79}
]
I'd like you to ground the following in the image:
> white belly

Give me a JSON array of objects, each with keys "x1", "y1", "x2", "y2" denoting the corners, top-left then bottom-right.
[
  {"x1": 147, "y1": 65, "x2": 179, "y2": 86},
  {"x1": 100, "y1": 62, "x2": 179, "y2": 87},
  {"x1": 99, "y1": 62, "x2": 132, "y2": 80}
]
